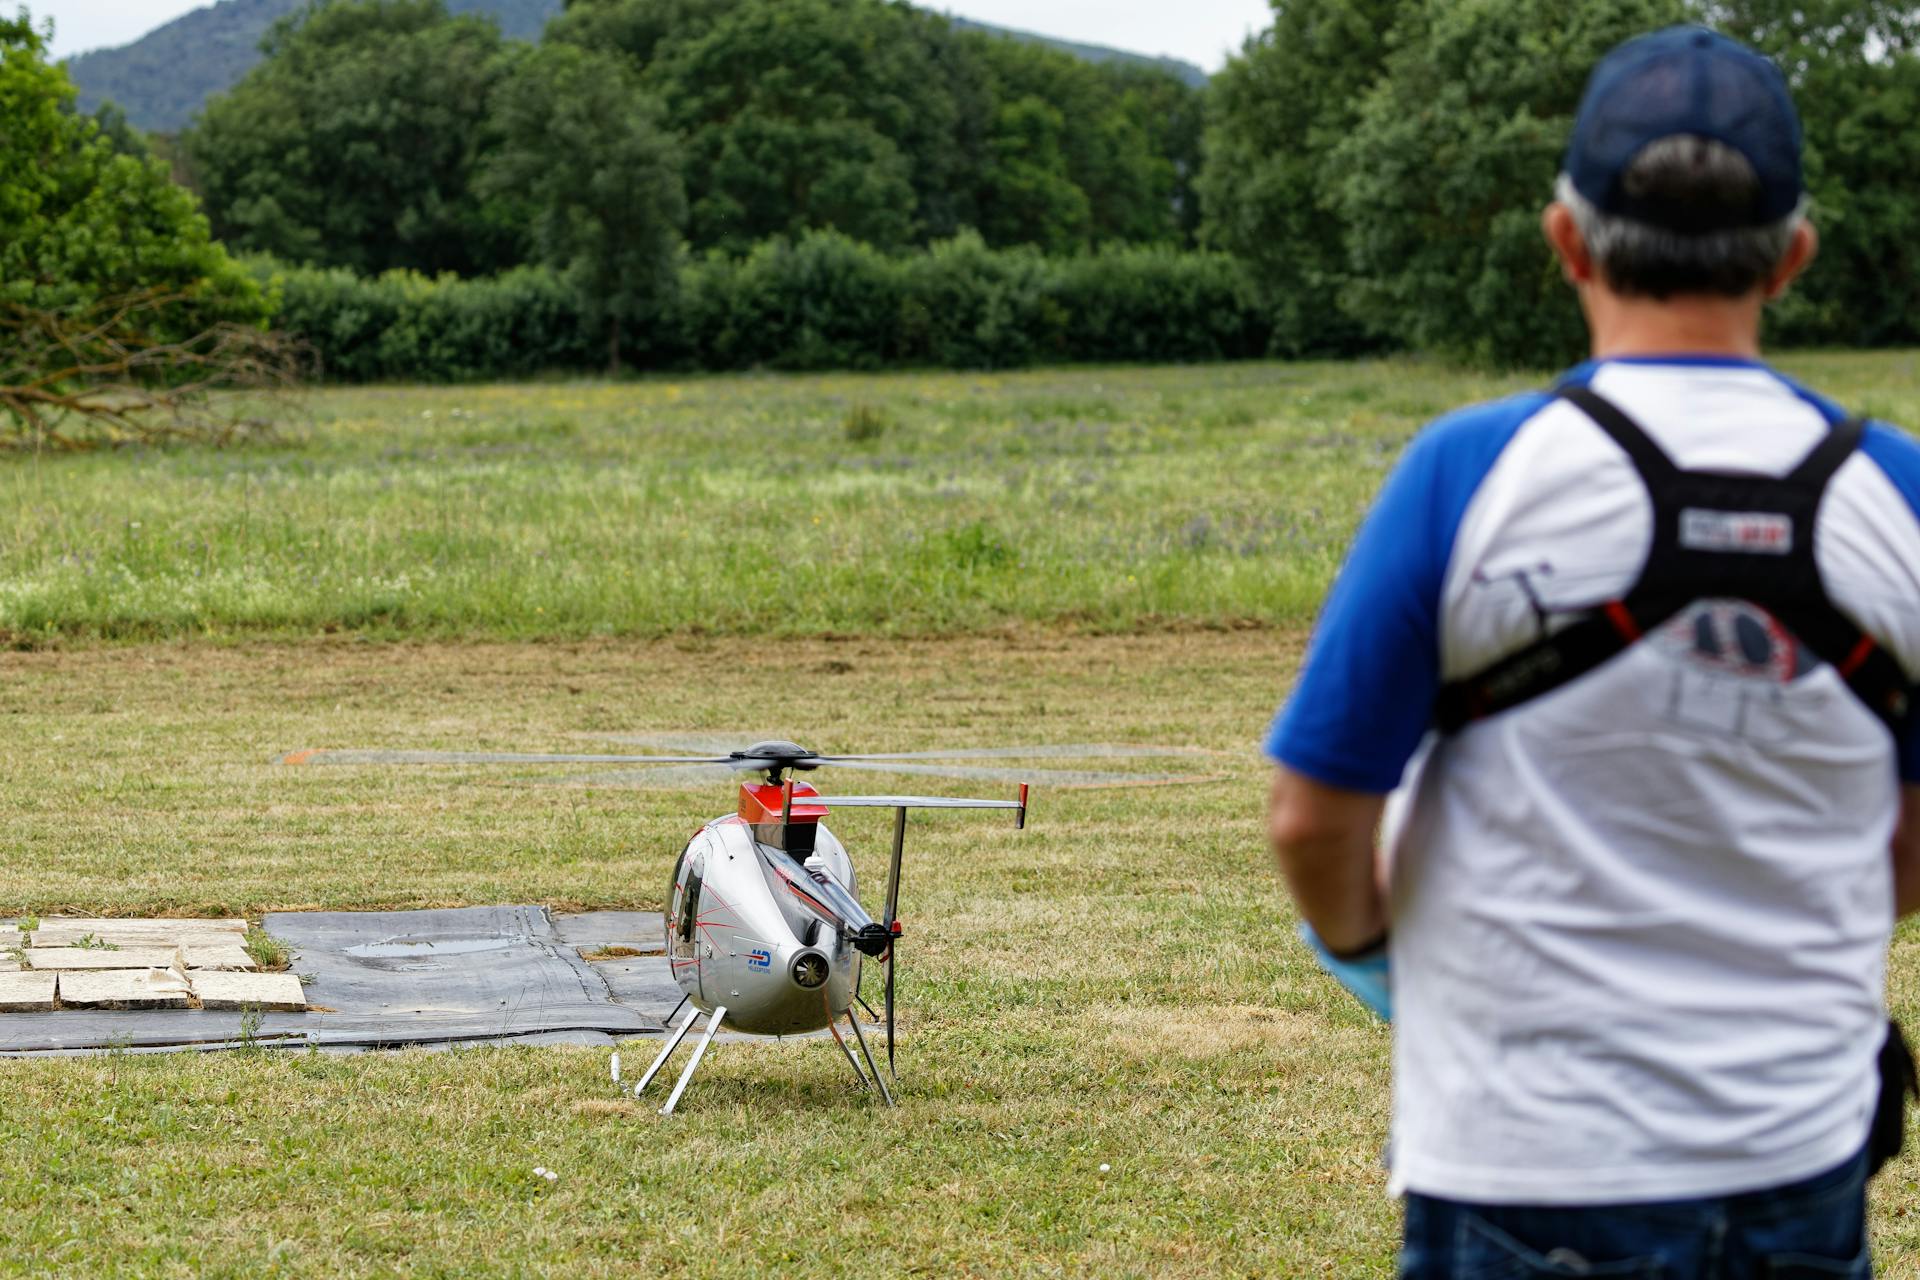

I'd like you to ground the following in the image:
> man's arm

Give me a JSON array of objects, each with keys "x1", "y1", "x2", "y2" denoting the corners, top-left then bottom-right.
[
  {"x1": 1895, "y1": 784, "x2": 1920, "y2": 918},
  {"x1": 1268, "y1": 766, "x2": 1388, "y2": 954}
]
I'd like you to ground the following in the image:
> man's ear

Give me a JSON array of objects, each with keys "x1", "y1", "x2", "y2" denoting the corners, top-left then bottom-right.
[
  {"x1": 1764, "y1": 220, "x2": 1819, "y2": 300},
  {"x1": 1542, "y1": 202, "x2": 1595, "y2": 285}
]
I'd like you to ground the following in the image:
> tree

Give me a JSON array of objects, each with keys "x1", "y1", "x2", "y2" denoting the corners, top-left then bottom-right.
[
  {"x1": 1197, "y1": 0, "x2": 1407, "y2": 356},
  {"x1": 183, "y1": 0, "x2": 525, "y2": 277},
  {"x1": 1, "y1": 13, "x2": 281, "y2": 449},
  {"x1": 632, "y1": 0, "x2": 968, "y2": 253},
  {"x1": 2, "y1": 13, "x2": 259, "y2": 324},
  {"x1": 1706, "y1": 0, "x2": 1920, "y2": 347},
  {"x1": 1331, "y1": 0, "x2": 1687, "y2": 368},
  {"x1": 967, "y1": 35, "x2": 1194, "y2": 250},
  {"x1": 552, "y1": 0, "x2": 1195, "y2": 256},
  {"x1": 484, "y1": 41, "x2": 685, "y2": 372},
  {"x1": 976, "y1": 96, "x2": 1091, "y2": 254}
]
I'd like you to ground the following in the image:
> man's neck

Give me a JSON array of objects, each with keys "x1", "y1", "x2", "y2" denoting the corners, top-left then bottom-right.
[{"x1": 1580, "y1": 286, "x2": 1767, "y2": 362}]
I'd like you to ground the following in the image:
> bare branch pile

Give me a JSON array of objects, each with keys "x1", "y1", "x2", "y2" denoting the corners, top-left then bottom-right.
[{"x1": 0, "y1": 288, "x2": 305, "y2": 453}]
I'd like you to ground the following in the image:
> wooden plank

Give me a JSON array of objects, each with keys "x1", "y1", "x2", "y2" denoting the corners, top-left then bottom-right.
[
  {"x1": 31, "y1": 918, "x2": 247, "y2": 947},
  {"x1": 25, "y1": 945, "x2": 258, "y2": 972},
  {"x1": 0, "y1": 973, "x2": 57, "y2": 1012},
  {"x1": 190, "y1": 971, "x2": 306, "y2": 1012},
  {"x1": 26, "y1": 948, "x2": 179, "y2": 971},
  {"x1": 57, "y1": 969, "x2": 192, "y2": 1009},
  {"x1": 181, "y1": 944, "x2": 258, "y2": 971}
]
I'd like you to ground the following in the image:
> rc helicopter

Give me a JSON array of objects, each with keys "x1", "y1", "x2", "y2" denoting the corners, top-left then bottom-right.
[{"x1": 283, "y1": 735, "x2": 1218, "y2": 1113}]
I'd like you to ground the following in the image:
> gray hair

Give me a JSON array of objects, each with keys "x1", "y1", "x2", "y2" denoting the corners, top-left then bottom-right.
[{"x1": 1556, "y1": 135, "x2": 1804, "y2": 299}]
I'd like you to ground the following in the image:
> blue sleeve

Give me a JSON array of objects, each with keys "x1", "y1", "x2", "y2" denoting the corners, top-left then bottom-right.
[
  {"x1": 1264, "y1": 394, "x2": 1546, "y2": 792},
  {"x1": 1860, "y1": 421, "x2": 1920, "y2": 782}
]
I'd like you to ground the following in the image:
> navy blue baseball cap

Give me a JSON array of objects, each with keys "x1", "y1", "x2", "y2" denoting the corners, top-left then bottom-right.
[{"x1": 1565, "y1": 26, "x2": 1802, "y2": 231}]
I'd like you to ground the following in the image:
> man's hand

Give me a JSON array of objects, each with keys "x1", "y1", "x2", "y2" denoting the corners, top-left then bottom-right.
[
  {"x1": 1268, "y1": 766, "x2": 1388, "y2": 953},
  {"x1": 1893, "y1": 784, "x2": 1920, "y2": 918}
]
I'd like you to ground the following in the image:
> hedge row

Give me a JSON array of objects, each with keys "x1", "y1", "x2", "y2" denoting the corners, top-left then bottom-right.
[{"x1": 261, "y1": 232, "x2": 1273, "y2": 382}]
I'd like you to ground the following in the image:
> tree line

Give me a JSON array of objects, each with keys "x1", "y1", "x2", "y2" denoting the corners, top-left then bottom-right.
[
  {"x1": 1202, "y1": 0, "x2": 1920, "y2": 366},
  {"x1": 7, "y1": 0, "x2": 1920, "y2": 397}
]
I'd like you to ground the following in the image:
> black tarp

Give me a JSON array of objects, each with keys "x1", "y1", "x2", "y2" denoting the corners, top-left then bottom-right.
[{"x1": 0, "y1": 907, "x2": 680, "y2": 1056}]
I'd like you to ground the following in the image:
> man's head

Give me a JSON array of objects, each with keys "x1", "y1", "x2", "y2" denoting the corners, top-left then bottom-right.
[{"x1": 1544, "y1": 27, "x2": 1816, "y2": 312}]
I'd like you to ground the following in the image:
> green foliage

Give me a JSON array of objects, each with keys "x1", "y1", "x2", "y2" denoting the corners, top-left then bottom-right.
[
  {"x1": 0, "y1": 13, "x2": 261, "y2": 332},
  {"x1": 242, "y1": 927, "x2": 291, "y2": 971},
  {"x1": 261, "y1": 235, "x2": 1268, "y2": 380},
  {"x1": 551, "y1": 0, "x2": 1201, "y2": 256},
  {"x1": 1198, "y1": 0, "x2": 1405, "y2": 356},
  {"x1": 482, "y1": 41, "x2": 685, "y2": 371},
  {"x1": 183, "y1": 0, "x2": 525, "y2": 278},
  {"x1": 977, "y1": 97, "x2": 1091, "y2": 255},
  {"x1": 1204, "y1": 0, "x2": 1920, "y2": 366},
  {"x1": 683, "y1": 233, "x2": 907, "y2": 370},
  {"x1": 558, "y1": 0, "x2": 964, "y2": 254},
  {"x1": 967, "y1": 36, "x2": 1196, "y2": 251},
  {"x1": 267, "y1": 263, "x2": 597, "y2": 382},
  {"x1": 1334, "y1": 0, "x2": 1688, "y2": 369},
  {"x1": 1711, "y1": 0, "x2": 1920, "y2": 348}
]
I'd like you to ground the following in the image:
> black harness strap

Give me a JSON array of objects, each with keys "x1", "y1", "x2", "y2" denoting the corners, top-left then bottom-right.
[{"x1": 1434, "y1": 386, "x2": 1911, "y2": 735}]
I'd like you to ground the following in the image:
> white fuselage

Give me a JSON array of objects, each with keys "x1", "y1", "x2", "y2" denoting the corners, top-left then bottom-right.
[{"x1": 664, "y1": 815, "x2": 865, "y2": 1036}]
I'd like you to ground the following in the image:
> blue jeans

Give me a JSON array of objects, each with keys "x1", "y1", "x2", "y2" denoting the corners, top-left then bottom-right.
[{"x1": 1399, "y1": 1147, "x2": 1871, "y2": 1278}]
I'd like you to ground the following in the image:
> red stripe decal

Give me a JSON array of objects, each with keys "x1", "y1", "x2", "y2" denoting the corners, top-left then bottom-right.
[
  {"x1": 1839, "y1": 634, "x2": 1877, "y2": 679},
  {"x1": 1603, "y1": 600, "x2": 1641, "y2": 642}
]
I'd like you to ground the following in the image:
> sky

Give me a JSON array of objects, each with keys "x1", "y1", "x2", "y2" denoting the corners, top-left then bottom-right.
[{"x1": 32, "y1": 0, "x2": 1273, "y2": 68}]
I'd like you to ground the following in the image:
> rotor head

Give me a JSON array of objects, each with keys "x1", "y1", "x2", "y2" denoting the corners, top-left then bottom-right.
[{"x1": 730, "y1": 740, "x2": 822, "y2": 780}]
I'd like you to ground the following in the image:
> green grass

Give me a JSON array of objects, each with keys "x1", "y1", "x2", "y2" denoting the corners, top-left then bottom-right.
[
  {"x1": 2, "y1": 633, "x2": 1919, "y2": 1275},
  {"x1": 10, "y1": 353, "x2": 1913, "y2": 645},
  {"x1": 1, "y1": 359, "x2": 1552, "y2": 643},
  {"x1": 6, "y1": 355, "x2": 1920, "y2": 1274},
  {"x1": 0, "y1": 632, "x2": 1413, "y2": 1276}
]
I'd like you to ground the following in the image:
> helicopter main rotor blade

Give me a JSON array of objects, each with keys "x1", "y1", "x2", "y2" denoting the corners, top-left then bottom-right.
[
  {"x1": 281, "y1": 749, "x2": 741, "y2": 767},
  {"x1": 813, "y1": 744, "x2": 1216, "y2": 762},
  {"x1": 814, "y1": 759, "x2": 1212, "y2": 788},
  {"x1": 587, "y1": 737, "x2": 1221, "y2": 764}
]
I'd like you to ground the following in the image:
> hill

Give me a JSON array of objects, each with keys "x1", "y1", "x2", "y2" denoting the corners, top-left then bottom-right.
[
  {"x1": 67, "y1": 1, "x2": 1209, "y2": 134},
  {"x1": 949, "y1": 17, "x2": 1208, "y2": 88},
  {"x1": 65, "y1": 0, "x2": 558, "y2": 132}
]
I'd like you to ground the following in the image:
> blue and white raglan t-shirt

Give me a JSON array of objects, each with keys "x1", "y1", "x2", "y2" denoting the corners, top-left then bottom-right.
[{"x1": 1268, "y1": 356, "x2": 1920, "y2": 1205}]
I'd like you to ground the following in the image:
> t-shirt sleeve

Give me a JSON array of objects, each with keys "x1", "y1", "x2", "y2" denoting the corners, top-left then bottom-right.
[
  {"x1": 1860, "y1": 422, "x2": 1920, "y2": 782},
  {"x1": 1264, "y1": 396, "x2": 1541, "y2": 793}
]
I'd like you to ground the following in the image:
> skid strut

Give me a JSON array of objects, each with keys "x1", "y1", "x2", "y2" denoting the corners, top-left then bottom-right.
[
  {"x1": 633, "y1": 1002, "x2": 701, "y2": 1099},
  {"x1": 660, "y1": 1005, "x2": 727, "y2": 1116},
  {"x1": 829, "y1": 1013, "x2": 871, "y2": 1091},
  {"x1": 847, "y1": 1012, "x2": 895, "y2": 1107}
]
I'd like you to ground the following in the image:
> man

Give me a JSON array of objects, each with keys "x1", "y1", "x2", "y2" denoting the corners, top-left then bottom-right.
[{"x1": 1266, "y1": 26, "x2": 1920, "y2": 1277}]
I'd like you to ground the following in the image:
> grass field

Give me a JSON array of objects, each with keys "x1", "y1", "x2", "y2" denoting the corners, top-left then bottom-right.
[
  {"x1": 7, "y1": 356, "x2": 1920, "y2": 1275},
  {"x1": 6, "y1": 359, "x2": 1542, "y2": 643}
]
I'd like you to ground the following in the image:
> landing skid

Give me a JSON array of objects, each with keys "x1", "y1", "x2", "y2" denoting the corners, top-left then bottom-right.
[
  {"x1": 632, "y1": 1004, "x2": 729, "y2": 1116},
  {"x1": 629, "y1": 1007, "x2": 899, "y2": 1114}
]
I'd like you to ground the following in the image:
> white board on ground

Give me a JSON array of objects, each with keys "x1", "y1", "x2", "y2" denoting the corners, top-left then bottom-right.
[
  {"x1": 178, "y1": 944, "x2": 258, "y2": 971},
  {"x1": 0, "y1": 973, "x2": 57, "y2": 1012},
  {"x1": 58, "y1": 969, "x2": 193, "y2": 1009},
  {"x1": 25, "y1": 946, "x2": 259, "y2": 972},
  {"x1": 31, "y1": 918, "x2": 248, "y2": 947},
  {"x1": 191, "y1": 971, "x2": 306, "y2": 1012},
  {"x1": 25, "y1": 947, "x2": 179, "y2": 971}
]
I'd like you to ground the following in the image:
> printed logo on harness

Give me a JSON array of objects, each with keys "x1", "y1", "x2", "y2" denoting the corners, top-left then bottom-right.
[{"x1": 1679, "y1": 509, "x2": 1793, "y2": 555}]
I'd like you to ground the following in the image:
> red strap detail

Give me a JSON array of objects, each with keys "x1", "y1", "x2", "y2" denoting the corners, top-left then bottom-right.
[
  {"x1": 1603, "y1": 600, "x2": 1642, "y2": 643},
  {"x1": 1838, "y1": 634, "x2": 1878, "y2": 679}
]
